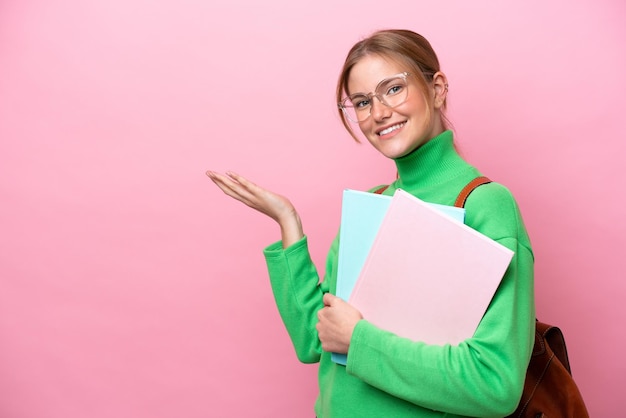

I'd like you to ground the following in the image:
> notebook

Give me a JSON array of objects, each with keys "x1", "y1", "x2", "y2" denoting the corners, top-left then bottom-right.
[
  {"x1": 332, "y1": 188, "x2": 465, "y2": 365},
  {"x1": 348, "y1": 189, "x2": 513, "y2": 349}
]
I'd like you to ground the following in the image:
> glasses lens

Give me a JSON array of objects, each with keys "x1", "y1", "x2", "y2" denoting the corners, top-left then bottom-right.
[
  {"x1": 341, "y1": 95, "x2": 370, "y2": 122},
  {"x1": 376, "y1": 76, "x2": 408, "y2": 108},
  {"x1": 340, "y1": 74, "x2": 409, "y2": 123}
]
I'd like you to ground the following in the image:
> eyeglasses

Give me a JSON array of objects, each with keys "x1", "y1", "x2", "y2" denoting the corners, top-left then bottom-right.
[{"x1": 339, "y1": 72, "x2": 410, "y2": 123}]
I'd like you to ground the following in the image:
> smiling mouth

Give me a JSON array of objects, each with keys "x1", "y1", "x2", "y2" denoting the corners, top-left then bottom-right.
[{"x1": 377, "y1": 123, "x2": 405, "y2": 136}]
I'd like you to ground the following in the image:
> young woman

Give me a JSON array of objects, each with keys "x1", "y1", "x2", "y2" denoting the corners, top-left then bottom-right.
[{"x1": 207, "y1": 29, "x2": 534, "y2": 418}]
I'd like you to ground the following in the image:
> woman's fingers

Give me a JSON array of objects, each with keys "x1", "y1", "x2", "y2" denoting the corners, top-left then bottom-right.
[
  {"x1": 209, "y1": 171, "x2": 257, "y2": 199},
  {"x1": 206, "y1": 170, "x2": 304, "y2": 246},
  {"x1": 206, "y1": 171, "x2": 241, "y2": 200},
  {"x1": 224, "y1": 171, "x2": 268, "y2": 202},
  {"x1": 207, "y1": 171, "x2": 255, "y2": 205},
  {"x1": 206, "y1": 170, "x2": 290, "y2": 219}
]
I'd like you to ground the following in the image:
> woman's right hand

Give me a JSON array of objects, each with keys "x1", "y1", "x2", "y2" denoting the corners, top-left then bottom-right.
[{"x1": 206, "y1": 171, "x2": 304, "y2": 247}]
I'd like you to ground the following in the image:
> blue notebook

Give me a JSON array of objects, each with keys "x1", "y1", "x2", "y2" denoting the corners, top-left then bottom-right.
[{"x1": 332, "y1": 189, "x2": 465, "y2": 365}]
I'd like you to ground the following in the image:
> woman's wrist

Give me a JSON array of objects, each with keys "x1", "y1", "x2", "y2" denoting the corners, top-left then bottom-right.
[{"x1": 278, "y1": 211, "x2": 304, "y2": 248}]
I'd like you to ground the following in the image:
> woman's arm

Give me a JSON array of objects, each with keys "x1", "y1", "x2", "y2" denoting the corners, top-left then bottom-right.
[{"x1": 207, "y1": 171, "x2": 365, "y2": 360}]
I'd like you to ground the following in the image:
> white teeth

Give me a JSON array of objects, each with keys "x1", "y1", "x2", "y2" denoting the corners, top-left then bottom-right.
[{"x1": 379, "y1": 123, "x2": 404, "y2": 136}]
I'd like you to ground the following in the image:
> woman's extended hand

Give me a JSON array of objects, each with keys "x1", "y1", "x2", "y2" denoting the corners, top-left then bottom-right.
[
  {"x1": 316, "y1": 293, "x2": 363, "y2": 354},
  {"x1": 206, "y1": 171, "x2": 303, "y2": 247}
]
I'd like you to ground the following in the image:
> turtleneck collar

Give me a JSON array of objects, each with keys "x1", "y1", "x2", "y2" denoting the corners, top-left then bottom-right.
[{"x1": 393, "y1": 130, "x2": 470, "y2": 191}]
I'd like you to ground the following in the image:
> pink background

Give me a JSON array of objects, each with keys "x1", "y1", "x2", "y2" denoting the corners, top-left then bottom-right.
[{"x1": 1, "y1": 0, "x2": 624, "y2": 416}]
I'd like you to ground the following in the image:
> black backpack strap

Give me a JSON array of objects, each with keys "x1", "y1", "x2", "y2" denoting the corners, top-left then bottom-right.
[{"x1": 454, "y1": 176, "x2": 492, "y2": 208}]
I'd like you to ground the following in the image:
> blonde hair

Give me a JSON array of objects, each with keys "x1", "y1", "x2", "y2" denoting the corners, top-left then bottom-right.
[{"x1": 336, "y1": 29, "x2": 448, "y2": 141}]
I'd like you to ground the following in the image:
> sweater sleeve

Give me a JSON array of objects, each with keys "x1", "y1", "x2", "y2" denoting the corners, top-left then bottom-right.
[
  {"x1": 263, "y1": 235, "x2": 334, "y2": 363},
  {"x1": 345, "y1": 184, "x2": 535, "y2": 417}
]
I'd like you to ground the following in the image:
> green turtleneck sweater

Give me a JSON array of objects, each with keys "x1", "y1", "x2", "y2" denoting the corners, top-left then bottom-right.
[{"x1": 263, "y1": 131, "x2": 535, "y2": 417}]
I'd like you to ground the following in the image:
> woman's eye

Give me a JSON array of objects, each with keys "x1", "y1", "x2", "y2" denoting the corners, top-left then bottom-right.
[
  {"x1": 352, "y1": 97, "x2": 370, "y2": 109},
  {"x1": 387, "y1": 85, "x2": 404, "y2": 96}
]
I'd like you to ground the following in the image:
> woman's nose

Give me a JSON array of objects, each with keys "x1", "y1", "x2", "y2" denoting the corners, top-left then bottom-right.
[{"x1": 370, "y1": 96, "x2": 391, "y2": 121}]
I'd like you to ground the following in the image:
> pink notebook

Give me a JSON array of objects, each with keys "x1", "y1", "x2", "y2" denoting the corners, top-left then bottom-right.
[{"x1": 349, "y1": 189, "x2": 514, "y2": 345}]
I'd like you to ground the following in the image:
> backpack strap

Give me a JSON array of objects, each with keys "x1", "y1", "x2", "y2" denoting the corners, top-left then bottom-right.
[
  {"x1": 454, "y1": 176, "x2": 492, "y2": 208},
  {"x1": 374, "y1": 185, "x2": 389, "y2": 194},
  {"x1": 373, "y1": 176, "x2": 491, "y2": 206}
]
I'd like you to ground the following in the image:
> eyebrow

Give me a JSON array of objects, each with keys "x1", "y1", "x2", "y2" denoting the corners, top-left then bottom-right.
[{"x1": 348, "y1": 72, "x2": 409, "y2": 97}]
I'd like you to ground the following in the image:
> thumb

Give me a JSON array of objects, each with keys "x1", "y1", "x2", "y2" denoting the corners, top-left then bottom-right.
[{"x1": 323, "y1": 293, "x2": 338, "y2": 307}]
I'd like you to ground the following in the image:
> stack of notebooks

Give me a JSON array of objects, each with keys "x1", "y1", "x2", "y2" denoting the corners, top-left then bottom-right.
[{"x1": 332, "y1": 188, "x2": 514, "y2": 365}]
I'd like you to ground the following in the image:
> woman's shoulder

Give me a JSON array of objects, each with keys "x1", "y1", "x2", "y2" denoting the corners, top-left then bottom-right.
[
  {"x1": 463, "y1": 181, "x2": 530, "y2": 244},
  {"x1": 467, "y1": 181, "x2": 518, "y2": 210}
]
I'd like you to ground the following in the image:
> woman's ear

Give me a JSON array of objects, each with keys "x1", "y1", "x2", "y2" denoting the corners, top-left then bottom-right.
[{"x1": 432, "y1": 71, "x2": 449, "y2": 109}]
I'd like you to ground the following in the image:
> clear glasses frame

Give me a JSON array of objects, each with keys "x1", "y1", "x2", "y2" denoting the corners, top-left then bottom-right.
[{"x1": 338, "y1": 72, "x2": 411, "y2": 123}]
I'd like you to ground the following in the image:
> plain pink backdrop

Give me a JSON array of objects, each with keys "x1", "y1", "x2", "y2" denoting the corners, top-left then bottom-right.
[{"x1": 1, "y1": 0, "x2": 624, "y2": 416}]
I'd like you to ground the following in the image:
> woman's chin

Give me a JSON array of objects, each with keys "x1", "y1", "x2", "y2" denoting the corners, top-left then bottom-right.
[{"x1": 378, "y1": 144, "x2": 412, "y2": 160}]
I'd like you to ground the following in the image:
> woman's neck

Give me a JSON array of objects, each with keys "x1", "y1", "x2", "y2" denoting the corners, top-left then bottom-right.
[{"x1": 393, "y1": 130, "x2": 466, "y2": 190}]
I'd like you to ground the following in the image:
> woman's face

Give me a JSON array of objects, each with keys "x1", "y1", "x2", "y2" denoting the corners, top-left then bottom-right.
[{"x1": 347, "y1": 54, "x2": 445, "y2": 159}]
